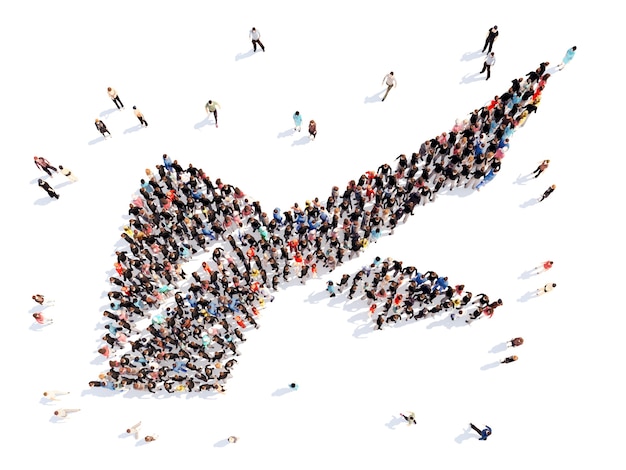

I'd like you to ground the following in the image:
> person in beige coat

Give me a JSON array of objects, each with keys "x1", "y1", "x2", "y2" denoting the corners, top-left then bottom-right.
[
  {"x1": 54, "y1": 408, "x2": 81, "y2": 418},
  {"x1": 43, "y1": 390, "x2": 70, "y2": 401},
  {"x1": 58, "y1": 165, "x2": 78, "y2": 182},
  {"x1": 107, "y1": 87, "x2": 124, "y2": 110},
  {"x1": 126, "y1": 421, "x2": 142, "y2": 439},
  {"x1": 133, "y1": 106, "x2": 148, "y2": 127}
]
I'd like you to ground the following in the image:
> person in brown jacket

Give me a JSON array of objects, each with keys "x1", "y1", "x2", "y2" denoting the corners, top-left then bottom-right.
[{"x1": 308, "y1": 120, "x2": 317, "y2": 140}]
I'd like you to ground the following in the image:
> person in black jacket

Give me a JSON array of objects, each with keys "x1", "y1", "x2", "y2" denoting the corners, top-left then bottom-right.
[
  {"x1": 38, "y1": 179, "x2": 59, "y2": 199},
  {"x1": 95, "y1": 118, "x2": 111, "y2": 138}
]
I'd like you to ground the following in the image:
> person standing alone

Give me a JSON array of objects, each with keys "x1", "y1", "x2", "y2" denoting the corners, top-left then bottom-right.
[
  {"x1": 480, "y1": 52, "x2": 496, "y2": 81},
  {"x1": 381, "y1": 72, "x2": 397, "y2": 102},
  {"x1": 482, "y1": 26, "x2": 498, "y2": 53},
  {"x1": 249, "y1": 27, "x2": 265, "y2": 52},
  {"x1": 205, "y1": 100, "x2": 221, "y2": 128},
  {"x1": 107, "y1": 87, "x2": 124, "y2": 110},
  {"x1": 133, "y1": 106, "x2": 148, "y2": 127}
]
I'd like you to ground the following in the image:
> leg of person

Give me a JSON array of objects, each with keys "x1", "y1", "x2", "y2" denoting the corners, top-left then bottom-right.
[
  {"x1": 486, "y1": 65, "x2": 491, "y2": 81},
  {"x1": 252, "y1": 40, "x2": 257, "y2": 51},
  {"x1": 258, "y1": 39, "x2": 265, "y2": 51},
  {"x1": 480, "y1": 62, "x2": 487, "y2": 74},
  {"x1": 213, "y1": 110, "x2": 218, "y2": 127},
  {"x1": 470, "y1": 423, "x2": 482, "y2": 435},
  {"x1": 382, "y1": 85, "x2": 392, "y2": 102}
]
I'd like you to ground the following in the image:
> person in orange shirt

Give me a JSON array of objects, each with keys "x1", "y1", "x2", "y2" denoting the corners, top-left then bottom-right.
[{"x1": 532, "y1": 260, "x2": 553, "y2": 274}]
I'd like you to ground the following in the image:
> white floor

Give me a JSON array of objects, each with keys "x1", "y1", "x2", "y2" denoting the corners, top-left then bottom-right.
[{"x1": 2, "y1": 1, "x2": 625, "y2": 467}]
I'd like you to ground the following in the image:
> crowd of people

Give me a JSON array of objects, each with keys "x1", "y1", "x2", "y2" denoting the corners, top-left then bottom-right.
[{"x1": 89, "y1": 62, "x2": 553, "y2": 393}]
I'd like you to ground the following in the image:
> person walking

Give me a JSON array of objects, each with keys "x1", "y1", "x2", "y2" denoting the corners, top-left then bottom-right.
[
  {"x1": 144, "y1": 434, "x2": 159, "y2": 442},
  {"x1": 381, "y1": 72, "x2": 397, "y2": 102},
  {"x1": 293, "y1": 111, "x2": 302, "y2": 132},
  {"x1": 249, "y1": 27, "x2": 265, "y2": 52},
  {"x1": 228, "y1": 436, "x2": 238, "y2": 444},
  {"x1": 205, "y1": 100, "x2": 221, "y2": 128},
  {"x1": 400, "y1": 412, "x2": 417, "y2": 426},
  {"x1": 288, "y1": 382, "x2": 299, "y2": 390},
  {"x1": 532, "y1": 159, "x2": 550, "y2": 178},
  {"x1": 480, "y1": 52, "x2": 496, "y2": 81},
  {"x1": 538, "y1": 184, "x2": 556, "y2": 202},
  {"x1": 532, "y1": 260, "x2": 554, "y2": 274},
  {"x1": 34, "y1": 156, "x2": 58, "y2": 177},
  {"x1": 95, "y1": 118, "x2": 111, "y2": 138},
  {"x1": 33, "y1": 312, "x2": 53, "y2": 324},
  {"x1": 43, "y1": 390, "x2": 70, "y2": 401},
  {"x1": 133, "y1": 106, "x2": 148, "y2": 127},
  {"x1": 536, "y1": 283, "x2": 556, "y2": 296},
  {"x1": 38, "y1": 179, "x2": 59, "y2": 199},
  {"x1": 308, "y1": 120, "x2": 317, "y2": 140},
  {"x1": 482, "y1": 26, "x2": 499, "y2": 53},
  {"x1": 558, "y1": 46, "x2": 577, "y2": 70},
  {"x1": 470, "y1": 423, "x2": 492, "y2": 440},
  {"x1": 500, "y1": 355, "x2": 518, "y2": 364},
  {"x1": 506, "y1": 337, "x2": 524, "y2": 348},
  {"x1": 107, "y1": 87, "x2": 124, "y2": 109},
  {"x1": 126, "y1": 421, "x2": 142, "y2": 439},
  {"x1": 59, "y1": 165, "x2": 78, "y2": 182},
  {"x1": 54, "y1": 408, "x2": 81, "y2": 418},
  {"x1": 32, "y1": 294, "x2": 54, "y2": 305}
]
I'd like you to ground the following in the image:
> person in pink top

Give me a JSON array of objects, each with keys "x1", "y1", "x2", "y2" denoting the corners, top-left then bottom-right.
[{"x1": 33, "y1": 312, "x2": 53, "y2": 325}]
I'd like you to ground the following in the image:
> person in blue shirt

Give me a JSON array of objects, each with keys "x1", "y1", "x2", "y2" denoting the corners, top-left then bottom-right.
[
  {"x1": 558, "y1": 46, "x2": 577, "y2": 70},
  {"x1": 470, "y1": 423, "x2": 492, "y2": 440},
  {"x1": 293, "y1": 111, "x2": 302, "y2": 131}
]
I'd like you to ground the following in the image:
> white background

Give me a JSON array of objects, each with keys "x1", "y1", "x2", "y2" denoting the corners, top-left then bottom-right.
[{"x1": 1, "y1": 0, "x2": 624, "y2": 467}]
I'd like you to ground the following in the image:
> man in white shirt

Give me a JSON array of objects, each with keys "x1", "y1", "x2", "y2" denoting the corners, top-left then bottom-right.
[
  {"x1": 249, "y1": 27, "x2": 265, "y2": 52},
  {"x1": 480, "y1": 52, "x2": 496, "y2": 81},
  {"x1": 381, "y1": 71, "x2": 397, "y2": 102}
]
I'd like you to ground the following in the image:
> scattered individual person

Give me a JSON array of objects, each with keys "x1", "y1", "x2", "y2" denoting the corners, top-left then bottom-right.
[
  {"x1": 481, "y1": 26, "x2": 498, "y2": 53},
  {"x1": 59, "y1": 165, "x2": 78, "y2": 182},
  {"x1": 95, "y1": 118, "x2": 111, "y2": 138},
  {"x1": 126, "y1": 421, "x2": 142, "y2": 439},
  {"x1": 500, "y1": 355, "x2": 518, "y2": 364},
  {"x1": 33, "y1": 312, "x2": 53, "y2": 324},
  {"x1": 107, "y1": 87, "x2": 124, "y2": 110},
  {"x1": 470, "y1": 423, "x2": 492, "y2": 440},
  {"x1": 54, "y1": 408, "x2": 81, "y2": 418},
  {"x1": 228, "y1": 436, "x2": 238, "y2": 443},
  {"x1": 34, "y1": 156, "x2": 58, "y2": 177},
  {"x1": 536, "y1": 283, "x2": 556, "y2": 296},
  {"x1": 133, "y1": 106, "x2": 148, "y2": 127},
  {"x1": 249, "y1": 27, "x2": 265, "y2": 52},
  {"x1": 288, "y1": 383, "x2": 299, "y2": 390},
  {"x1": 538, "y1": 184, "x2": 556, "y2": 202},
  {"x1": 43, "y1": 390, "x2": 69, "y2": 400},
  {"x1": 400, "y1": 412, "x2": 416, "y2": 426},
  {"x1": 532, "y1": 159, "x2": 550, "y2": 178},
  {"x1": 38, "y1": 179, "x2": 59, "y2": 199},
  {"x1": 506, "y1": 337, "x2": 524, "y2": 348},
  {"x1": 205, "y1": 100, "x2": 221, "y2": 128},
  {"x1": 144, "y1": 434, "x2": 159, "y2": 442},
  {"x1": 558, "y1": 46, "x2": 577, "y2": 70},
  {"x1": 32, "y1": 294, "x2": 54, "y2": 305},
  {"x1": 293, "y1": 111, "x2": 302, "y2": 132},
  {"x1": 532, "y1": 260, "x2": 554, "y2": 274},
  {"x1": 381, "y1": 72, "x2": 397, "y2": 102},
  {"x1": 480, "y1": 52, "x2": 496, "y2": 81},
  {"x1": 308, "y1": 120, "x2": 317, "y2": 140}
]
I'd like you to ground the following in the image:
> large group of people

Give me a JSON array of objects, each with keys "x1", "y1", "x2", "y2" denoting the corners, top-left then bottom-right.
[{"x1": 91, "y1": 63, "x2": 551, "y2": 393}]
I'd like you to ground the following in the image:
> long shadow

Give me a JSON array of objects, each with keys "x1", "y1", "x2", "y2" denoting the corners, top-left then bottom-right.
[
  {"x1": 100, "y1": 108, "x2": 119, "y2": 119},
  {"x1": 460, "y1": 50, "x2": 484, "y2": 62},
  {"x1": 54, "y1": 181, "x2": 72, "y2": 190},
  {"x1": 518, "y1": 268, "x2": 535, "y2": 280},
  {"x1": 488, "y1": 342, "x2": 507, "y2": 354},
  {"x1": 277, "y1": 128, "x2": 295, "y2": 139},
  {"x1": 214, "y1": 438, "x2": 230, "y2": 447},
  {"x1": 88, "y1": 136, "x2": 105, "y2": 145},
  {"x1": 513, "y1": 173, "x2": 534, "y2": 185},
  {"x1": 517, "y1": 290, "x2": 536, "y2": 303},
  {"x1": 454, "y1": 426, "x2": 475, "y2": 444},
  {"x1": 34, "y1": 196, "x2": 55, "y2": 206},
  {"x1": 291, "y1": 136, "x2": 311, "y2": 146},
  {"x1": 385, "y1": 415, "x2": 405, "y2": 430},
  {"x1": 480, "y1": 361, "x2": 500, "y2": 371},
  {"x1": 460, "y1": 73, "x2": 485, "y2": 85},
  {"x1": 519, "y1": 198, "x2": 539, "y2": 208},
  {"x1": 272, "y1": 387, "x2": 294, "y2": 397},
  {"x1": 235, "y1": 49, "x2": 255, "y2": 61},
  {"x1": 124, "y1": 124, "x2": 143, "y2": 134},
  {"x1": 364, "y1": 91, "x2": 384, "y2": 104},
  {"x1": 194, "y1": 117, "x2": 211, "y2": 130}
]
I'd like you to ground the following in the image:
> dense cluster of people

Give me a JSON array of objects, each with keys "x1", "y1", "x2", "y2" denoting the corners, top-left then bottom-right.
[{"x1": 92, "y1": 66, "x2": 550, "y2": 393}]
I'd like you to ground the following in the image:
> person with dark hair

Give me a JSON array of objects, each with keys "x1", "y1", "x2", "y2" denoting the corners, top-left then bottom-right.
[
  {"x1": 381, "y1": 72, "x2": 397, "y2": 102},
  {"x1": 95, "y1": 118, "x2": 111, "y2": 138},
  {"x1": 59, "y1": 165, "x2": 78, "y2": 182},
  {"x1": 205, "y1": 100, "x2": 221, "y2": 128},
  {"x1": 293, "y1": 111, "x2": 302, "y2": 131},
  {"x1": 558, "y1": 46, "x2": 577, "y2": 70},
  {"x1": 249, "y1": 27, "x2": 265, "y2": 52},
  {"x1": 500, "y1": 355, "x2": 518, "y2": 364},
  {"x1": 532, "y1": 260, "x2": 554, "y2": 274},
  {"x1": 288, "y1": 382, "x2": 299, "y2": 390},
  {"x1": 482, "y1": 26, "x2": 498, "y2": 53},
  {"x1": 133, "y1": 106, "x2": 148, "y2": 127},
  {"x1": 38, "y1": 179, "x2": 59, "y2": 199},
  {"x1": 536, "y1": 283, "x2": 556, "y2": 296},
  {"x1": 400, "y1": 412, "x2": 416, "y2": 426},
  {"x1": 470, "y1": 423, "x2": 492, "y2": 440},
  {"x1": 107, "y1": 87, "x2": 124, "y2": 109},
  {"x1": 507, "y1": 337, "x2": 524, "y2": 348},
  {"x1": 538, "y1": 184, "x2": 556, "y2": 202},
  {"x1": 480, "y1": 52, "x2": 496, "y2": 81}
]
